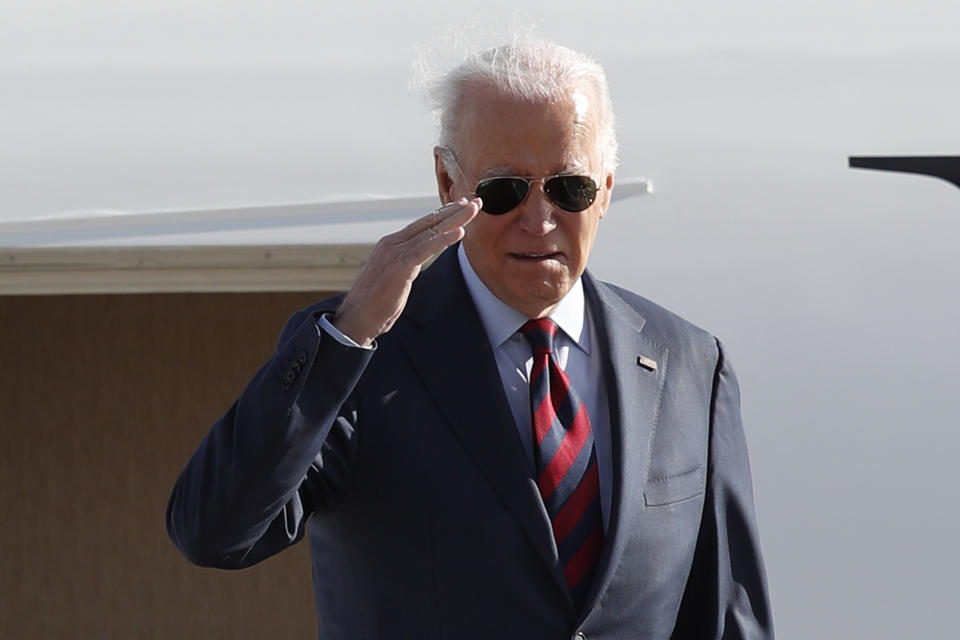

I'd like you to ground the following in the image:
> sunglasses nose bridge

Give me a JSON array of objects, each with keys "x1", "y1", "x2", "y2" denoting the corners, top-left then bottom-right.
[
  {"x1": 512, "y1": 177, "x2": 547, "y2": 207},
  {"x1": 520, "y1": 176, "x2": 554, "y2": 206},
  {"x1": 514, "y1": 178, "x2": 560, "y2": 233},
  {"x1": 516, "y1": 177, "x2": 542, "y2": 209}
]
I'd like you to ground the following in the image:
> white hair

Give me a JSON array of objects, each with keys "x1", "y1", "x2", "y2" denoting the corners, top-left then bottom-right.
[{"x1": 418, "y1": 35, "x2": 619, "y2": 175}]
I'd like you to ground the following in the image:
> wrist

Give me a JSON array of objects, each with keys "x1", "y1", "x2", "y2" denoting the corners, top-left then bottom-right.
[{"x1": 330, "y1": 311, "x2": 376, "y2": 348}]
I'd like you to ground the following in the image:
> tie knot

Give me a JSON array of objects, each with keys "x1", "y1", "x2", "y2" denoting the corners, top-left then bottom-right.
[{"x1": 519, "y1": 318, "x2": 558, "y2": 356}]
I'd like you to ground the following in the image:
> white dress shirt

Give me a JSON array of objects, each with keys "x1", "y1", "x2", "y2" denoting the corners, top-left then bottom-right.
[{"x1": 457, "y1": 245, "x2": 612, "y2": 531}]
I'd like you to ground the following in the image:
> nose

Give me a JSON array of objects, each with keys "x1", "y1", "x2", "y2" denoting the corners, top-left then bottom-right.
[{"x1": 515, "y1": 179, "x2": 557, "y2": 236}]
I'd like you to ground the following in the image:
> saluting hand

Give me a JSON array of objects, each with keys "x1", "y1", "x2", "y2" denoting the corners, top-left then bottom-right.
[{"x1": 331, "y1": 197, "x2": 480, "y2": 347}]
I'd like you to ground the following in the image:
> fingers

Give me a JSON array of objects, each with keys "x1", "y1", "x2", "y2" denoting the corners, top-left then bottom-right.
[
  {"x1": 427, "y1": 198, "x2": 480, "y2": 237},
  {"x1": 414, "y1": 198, "x2": 479, "y2": 255},
  {"x1": 330, "y1": 197, "x2": 481, "y2": 346},
  {"x1": 399, "y1": 197, "x2": 480, "y2": 240},
  {"x1": 390, "y1": 197, "x2": 478, "y2": 263}
]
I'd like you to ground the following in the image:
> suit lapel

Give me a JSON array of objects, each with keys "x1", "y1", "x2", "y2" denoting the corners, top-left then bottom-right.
[
  {"x1": 400, "y1": 247, "x2": 572, "y2": 602},
  {"x1": 580, "y1": 274, "x2": 669, "y2": 617}
]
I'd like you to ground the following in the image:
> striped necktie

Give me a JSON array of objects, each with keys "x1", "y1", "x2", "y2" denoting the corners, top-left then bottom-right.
[{"x1": 520, "y1": 318, "x2": 604, "y2": 608}]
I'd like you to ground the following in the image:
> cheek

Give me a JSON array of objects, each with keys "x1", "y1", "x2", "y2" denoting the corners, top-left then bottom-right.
[
  {"x1": 465, "y1": 216, "x2": 507, "y2": 248},
  {"x1": 462, "y1": 218, "x2": 483, "y2": 243},
  {"x1": 563, "y1": 220, "x2": 591, "y2": 253},
  {"x1": 462, "y1": 222, "x2": 498, "y2": 264},
  {"x1": 579, "y1": 215, "x2": 602, "y2": 249}
]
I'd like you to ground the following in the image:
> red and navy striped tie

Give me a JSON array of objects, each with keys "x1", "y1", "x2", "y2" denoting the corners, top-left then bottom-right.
[{"x1": 520, "y1": 318, "x2": 603, "y2": 608}]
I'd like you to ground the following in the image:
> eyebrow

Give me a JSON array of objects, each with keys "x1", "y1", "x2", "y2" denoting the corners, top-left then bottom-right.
[
  {"x1": 479, "y1": 165, "x2": 519, "y2": 178},
  {"x1": 479, "y1": 160, "x2": 591, "y2": 179}
]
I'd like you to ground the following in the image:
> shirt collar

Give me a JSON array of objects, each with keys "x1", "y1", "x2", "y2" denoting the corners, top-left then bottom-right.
[{"x1": 457, "y1": 244, "x2": 589, "y2": 354}]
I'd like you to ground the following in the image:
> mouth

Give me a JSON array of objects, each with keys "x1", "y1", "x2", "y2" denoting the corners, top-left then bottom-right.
[{"x1": 509, "y1": 251, "x2": 563, "y2": 262}]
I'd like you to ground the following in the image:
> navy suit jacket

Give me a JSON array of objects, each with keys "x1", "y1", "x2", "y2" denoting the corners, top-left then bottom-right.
[{"x1": 167, "y1": 245, "x2": 773, "y2": 639}]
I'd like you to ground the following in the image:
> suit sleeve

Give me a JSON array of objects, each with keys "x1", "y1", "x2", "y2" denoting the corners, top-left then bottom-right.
[
  {"x1": 166, "y1": 304, "x2": 374, "y2": 569},
  {"x1": 671, "y1": 339, "x2": 774, "y2": 639}
]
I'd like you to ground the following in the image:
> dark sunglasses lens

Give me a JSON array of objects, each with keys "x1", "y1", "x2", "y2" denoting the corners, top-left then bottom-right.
[
  {"x1": 544, "y1": 176, "x2": 598, "y2": 212},
  {"x1": 476, "y1": 178, "x2": 529, "y2": 215}
]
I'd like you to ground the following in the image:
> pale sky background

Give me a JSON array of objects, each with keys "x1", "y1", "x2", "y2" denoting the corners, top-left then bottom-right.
[{"x1": 3, "y1": 1, "x2": 959, "y2": 637}]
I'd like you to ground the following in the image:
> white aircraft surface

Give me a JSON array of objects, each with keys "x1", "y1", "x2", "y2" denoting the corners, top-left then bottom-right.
[
  {"x1": 2, "y1": 2, "x2": 958, "y2": 637},
  {"x1": 0, "y1": 180, "x2": 652, "y2": 248}
]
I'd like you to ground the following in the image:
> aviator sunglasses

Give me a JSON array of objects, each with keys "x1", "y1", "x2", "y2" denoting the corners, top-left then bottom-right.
[{"x1": 442, "y1": 149, "x2": 601, "y2": 215}]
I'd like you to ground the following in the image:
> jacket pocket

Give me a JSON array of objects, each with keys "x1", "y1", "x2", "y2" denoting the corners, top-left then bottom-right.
[{"x1": 644, "y1": 466, "x2": 705, "y2": 506}]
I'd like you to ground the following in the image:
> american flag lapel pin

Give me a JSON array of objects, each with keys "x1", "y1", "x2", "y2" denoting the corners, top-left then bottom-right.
[{"x1": 636, "y1": 355, "x2": 658, "y2": 372}]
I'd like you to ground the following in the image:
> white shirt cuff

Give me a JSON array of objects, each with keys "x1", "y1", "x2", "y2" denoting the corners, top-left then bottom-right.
[{"x1": 316, "y1": 313, "x2": 376, "y2": 351}]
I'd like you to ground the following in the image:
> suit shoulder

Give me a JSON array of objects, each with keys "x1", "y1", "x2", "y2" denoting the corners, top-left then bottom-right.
[{"x1": 597, "y1": 280, "x2": 719, "y2": 357}]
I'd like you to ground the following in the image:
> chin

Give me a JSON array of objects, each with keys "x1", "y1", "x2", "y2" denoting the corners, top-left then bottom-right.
[{"x1": 517, "y1": 279, "x2": 570, "y2": 314}]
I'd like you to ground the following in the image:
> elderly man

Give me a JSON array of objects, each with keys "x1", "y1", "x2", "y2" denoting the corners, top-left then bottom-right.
[{"x1": 168, "y1": 39, "x2": 772, "y2": 639}]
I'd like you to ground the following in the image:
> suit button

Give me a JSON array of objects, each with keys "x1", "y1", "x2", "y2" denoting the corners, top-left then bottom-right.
[
  {"x1": 283, "y1": 370, "x2": 296, "y2": 383},
  {"x1": 296, "y1": 350, "x2": 308, "y2": 364}
]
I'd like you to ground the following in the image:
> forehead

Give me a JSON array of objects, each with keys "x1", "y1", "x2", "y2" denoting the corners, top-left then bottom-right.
[{"x1": 457, "y1": 80, "x2": 602, "y2": 176}]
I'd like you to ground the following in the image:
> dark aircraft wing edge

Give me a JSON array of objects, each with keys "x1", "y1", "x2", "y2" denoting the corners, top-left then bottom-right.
[{"x1": 849, "y1": 155, "x2": 960, "y2": 190}]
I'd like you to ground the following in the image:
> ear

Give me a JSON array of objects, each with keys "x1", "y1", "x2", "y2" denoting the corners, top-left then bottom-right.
[
  {"x1": 434, "y1": 147, "x2": 455, "y2": 205},
  {"x1": 598, "y1": 171, "x2": 615, "y2": 219}
]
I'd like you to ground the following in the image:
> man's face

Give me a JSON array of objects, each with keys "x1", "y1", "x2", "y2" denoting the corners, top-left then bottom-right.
[{"x1": 435, "y1": 81, "x2": 614, "y2": 319}]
